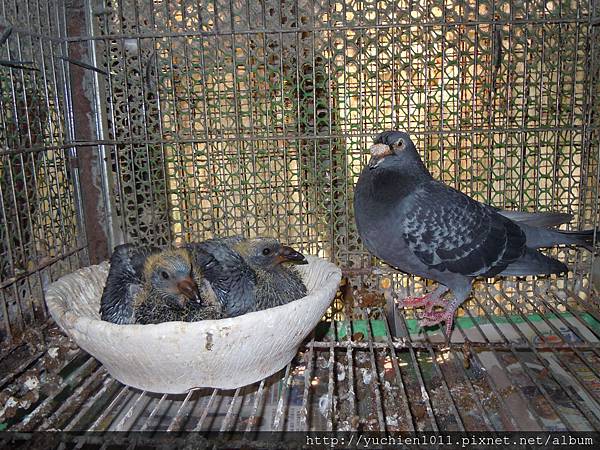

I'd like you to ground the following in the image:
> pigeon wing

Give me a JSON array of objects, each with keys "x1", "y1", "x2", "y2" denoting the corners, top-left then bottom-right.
[
  {"x1": 186, "y1": 241, "x2": 258, "y2": 316},
  {"x1": 400, "y1": 182, "x2": 526, "y2": 277},
  {"x1": 100, "y1": 243, "x2": 159, "y2": 324}
]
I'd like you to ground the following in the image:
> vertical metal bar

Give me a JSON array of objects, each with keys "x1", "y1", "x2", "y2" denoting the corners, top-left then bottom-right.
[
  {"x1": 456, "y1": 309, "x2": 525, "y2": 431},
  {"x1": 63, "y1": 378, "x2": 119, "y2": 431},
  {"x1": 194, "y1": 1, "x2": 217, "y2": 238},
  {"x1": 400, "y1": 283, "x2": 519, "y2": 431},
  {"x1": 393, "y1": 308, "x2": 440, "y2": 431},
  {"x1": 191, "y1": 389, "x2": 218, "y2": 431},
  {"x1": 425, "y1": 344, "x2": 466, "y2": 431},
  {"x1": 272, "y1": 363, "x2": 293, "y2": 431},
  {"x1": 84, "y1": 0, "x2": 116, "y2": 249},
  {"x1": 361, "y1": 310, "x2": 388, "y2": 431},
  {"x1": 5, "y1": 0, "x2": 42, "y2": 322},
  {"x1": 0, "y1": 288, "x2": 13, "y2": 341},
  {"x1": 398, "y1": 289, "x2": 496, "y2": 429},
  {"x1": 219, "y1": 388, "x2": 241, "y2": 432},
  {"x1": 88, "y1": 385, "x2": 130, "y2": 431},
  {"x1": 138, "y1": 393, "x2": 168, "y2": 432},
  {"x1": 379, "y1": 312, "x2": 416, "y2": 431},
  {"x1": 245, "y1": 379, "x2": 266, "y2": 432},
  {"x1": 325, "y1": 340, "x2": 335, "y2": 431},
  {"x1": 468, "y1": 293, "x2": 587, "y2": 429},
  {"x1": 345, "y1": 319, "x2": 359, "y2": 425},
  {"x1": 114, "y1": 0, "x2": 144, "y2": 243},
  {"x1": 448, "y1": 347, "x2": 496, "y2": 431},
  {"x1": 50, "y1": 1, "x2": 86, "y2": 263},
  {"x1": 166, "y1": 390, "x2": 195, "y2": 432},
  {"x1": 299, "y1": 335, "x2": 315, "y2": 430},
  {"x1": 383, "y1": 314, "x2": 415, "y2": 432},
  {"x1": 39, "y1": 366, "x2": 107, "y2": 431},
  {"x1": 63, "y1": 0, "x2": 109, "y2": 263},
  {"x1": 113, "y1": 391, "x2": 148, "y2": 431}
]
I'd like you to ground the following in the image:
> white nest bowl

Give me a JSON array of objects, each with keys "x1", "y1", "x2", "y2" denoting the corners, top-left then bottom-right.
[{"x1": 46, "y1": 255, "x2": 341, "y2": 394}]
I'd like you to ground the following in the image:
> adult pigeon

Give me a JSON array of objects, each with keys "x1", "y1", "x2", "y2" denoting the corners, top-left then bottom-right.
[
  {"x1": 100, "y1": 245, "x2": 223, "y2": 324},
  {"x1": 354, "y1": 130, "x2": 595, "y2": 336},
  {"x1": 186, "y1": 236, "x2": 308, "y2": 317}
]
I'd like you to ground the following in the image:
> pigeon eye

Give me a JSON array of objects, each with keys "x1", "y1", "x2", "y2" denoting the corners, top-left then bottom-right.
[
  {"x1": 262, "y1": 248, "x2": 271, "y2": 256},
  {"x1": 160, "y1": 270, "x2": 170, "y2": 280}
]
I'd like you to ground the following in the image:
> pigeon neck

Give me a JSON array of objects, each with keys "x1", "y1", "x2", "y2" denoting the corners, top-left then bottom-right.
[{"x1": 371, "y1": 162, "x2": 431, "y2": 199}]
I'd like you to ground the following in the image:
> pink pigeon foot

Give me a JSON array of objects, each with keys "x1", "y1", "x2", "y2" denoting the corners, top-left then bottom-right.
[
  {"x1": 397, "y1": 294, "x2": 434, "y2": 309},
  {"x1": 417, "y1": 307, "x2": 456, "y2": 337},
  {"x1": 396, "y1": 286, "x2": 449, "y2": 311}
]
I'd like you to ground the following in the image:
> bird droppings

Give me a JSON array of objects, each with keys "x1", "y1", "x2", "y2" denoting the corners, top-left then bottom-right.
[
  {"x1": 352, "y1": 332, "x2": 364, "y2": 342},
  {"x1": 0, "y1": 324, "x2": 78, "y2": 426},
  {"x1": 24, "y1": 376, "x2": 39, "y2": 391},
  {"x1": 385, "y1": 415, "x2": 399, "y2": 427},
  {"x1": 335, "y1": 362, "x2": 346, "y2": 382},
  {"x1": 360, "y1": 367, "x2": 373, "y2": 385},
  {"x1": 0, "y1": 397, "x2": 18, "y2": 420},
  {"x1": 318, "y1": 394, "x2": 330, "y2": 418},
  {"x1": 205, "y1": 332, "x2": 214, "y2": 351},
  {"x1": 352, "y1": 286, "x2": 386, "y2": 309}
]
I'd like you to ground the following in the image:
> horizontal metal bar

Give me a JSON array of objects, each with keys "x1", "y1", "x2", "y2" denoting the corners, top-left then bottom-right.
[
  {"x1": 0, "y1": 245, "x2": 88, "y2": 290},
  {"x1": 1, "y1": 125, "x2": 595, "y2": 157},
  {"x1": 305, "y1": 338, "x2": 600, "y2": 351},
  {"x1": 63, "y1": 16, "x2": 595, "y2": 43}
]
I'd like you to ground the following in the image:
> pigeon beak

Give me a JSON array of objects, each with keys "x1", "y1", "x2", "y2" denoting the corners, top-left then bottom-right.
[
  {"x1": 367, "y1": 143, "x2": 392, "y2": 170},
  {"x1": 367, "y1": 157, "x2": 381, "y2": 170},
  {"x1": 177, "y1": 277, "x2": 201, "y2": 304},
  {"x1": 276, "y1": 246, "x2": 308, "y2": 265}
]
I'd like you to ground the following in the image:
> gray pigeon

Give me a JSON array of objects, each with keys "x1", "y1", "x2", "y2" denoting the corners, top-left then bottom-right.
[
  {"x1": 186, "y1": 236, "x2": 308, "y2": 317},
  {"x1": 354, "y1": 130, "x2": 595, "y2": 336}
]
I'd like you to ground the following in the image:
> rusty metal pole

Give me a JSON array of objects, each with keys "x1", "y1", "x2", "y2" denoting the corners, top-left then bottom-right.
[{"x1": 63, "y1": 0, "x2": 110, "y2": 263}]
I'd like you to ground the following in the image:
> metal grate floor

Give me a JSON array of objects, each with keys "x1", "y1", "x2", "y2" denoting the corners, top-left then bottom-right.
[{"x1": 1, "y1": 282, "x2": 600, "y2": 434}]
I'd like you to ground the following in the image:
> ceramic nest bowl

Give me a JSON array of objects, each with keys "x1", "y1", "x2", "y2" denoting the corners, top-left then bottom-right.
[{"x1": 45, "y1": 255, "x2": 341, "y2": 394}]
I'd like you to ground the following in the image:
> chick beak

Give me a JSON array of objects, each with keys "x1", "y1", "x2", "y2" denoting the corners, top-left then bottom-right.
[
  {"x1": 176, "y1": 277, "x2": 201, "y2": 305},
  {"x1": 276, "y1": 246, "x2": 308, "y2": 265}
]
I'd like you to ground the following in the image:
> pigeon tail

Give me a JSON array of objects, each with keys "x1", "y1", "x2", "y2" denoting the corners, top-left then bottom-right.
[
  {"x1": 496, "y1": 210, "x2": 573, "y2": 228},
  {"x1": 555, "y1": 228, "x2": 597, "y2": 252},
  {"x1": 497, "y1": 248, "x2": 568, "y2": 276}
]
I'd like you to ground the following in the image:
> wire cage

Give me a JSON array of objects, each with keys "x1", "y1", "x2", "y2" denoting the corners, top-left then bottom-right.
[{"x1": 1, "y1": 0, "x2": 600, "y2": 435}]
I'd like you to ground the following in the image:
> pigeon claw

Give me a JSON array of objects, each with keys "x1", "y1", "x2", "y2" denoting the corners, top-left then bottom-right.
[
  {"x1": 397, "y1": 295, "x2": 431, "y2": 309},
  {"x1": 417, "y1": 308, "x2": 455, "y2": 337},
  {"x1": 397, "y1": 294, "x2": 446, "y2": 312}
]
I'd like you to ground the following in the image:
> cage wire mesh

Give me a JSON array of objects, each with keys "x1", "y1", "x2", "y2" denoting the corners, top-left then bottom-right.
[
  {"x1": 0, "y1": 0, "x2": 600, "y2": 435},
  {"x1": 0, "y1": 0, "x2": 88, "y2": 343}
]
